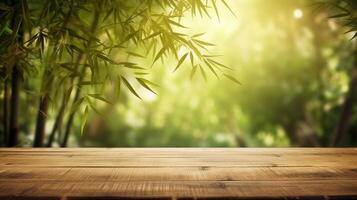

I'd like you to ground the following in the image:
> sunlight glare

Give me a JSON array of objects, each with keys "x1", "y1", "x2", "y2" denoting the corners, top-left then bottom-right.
[{"x1": 293, "y1": 9, "x2": 303, "y2": 19}]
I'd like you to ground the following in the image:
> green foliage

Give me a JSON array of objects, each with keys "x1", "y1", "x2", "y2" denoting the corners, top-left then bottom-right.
[
  {"x1": 317, "y1": 0, "x2": 357, "y2": 39},
  {"x1": 0, "y1": 0, "x2": 237, "y2": 146},
  {"x1": 35, "y1": 0, "x2": 234, "y2": 100}
]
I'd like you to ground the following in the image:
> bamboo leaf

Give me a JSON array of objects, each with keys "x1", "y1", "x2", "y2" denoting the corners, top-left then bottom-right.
[
  {"x1": 193, "y1": 39, "x2": 215, "y2": 46},
  {"x1": 168, "y1": 19, "x2": 187, "y2": 28},
  {"x1": 58, "y1": 63, "x2": 80, "y2": 76},
  {"x1": 143, "y1": 32, "x2": 161, "y2": 40},
  {"x1": 80, "y1": 105, "x2": 89, "y2": 135},
  {"x1": 136, "y1": 78, "x2": 157, "y2": 94},
  {"x1": 121, "y1": 76, "x2": 141, "y2": 99},
  {"x1": 97, "y1": 54, "x2": 115, "y2": 64},
  {"x1": 173, "y1": 53, "x2": 188, "y2": 72},
  {"x1": 207, "y1": 59, "x2": 232, "y2": 70},
  {"x1": 70, "y1": 97, "x2": 85, "y2": 114},
  {"x1": 192, "y1": 32, "x2": 205, "y2": 38},
  {"x1": 117, "y1": 62, "x2": 137, "y2": 66},
  {"x1": 117, "y1": 62, "x2": 146, "y2": 70},
  {"x1": 137, "y1": 77, "x2": 159, "y2": 87},
  {"x1": 102, "y1": 8, "x2": 113, "y2": 22},
  {"x1": 222, "y1": 0, "x2": 237, "y2": 18},
  {"x1": 202, "y1": 54, "x2": 223, "y2": 57},
  {"x1": 86, "y1": 97, "x2": 105, "y2": 117},
  {"x1": 65, "y1": 28, "x2": 89, "y2": 42},
  {"x1": 116, "y1": 75, "x2": 122, "y2": 97},
  {"x1": 204, "y1": 59, "x2": 218, "y2": 78},
  {"x1": 199, "y1": 64, "x2": 207, "y2": 81},
  {"x1": 198, "y1": 1, "x2": 211, "y2": 18},
  {"x1": 328, "y1": 13, "x2": 349, "y2": 18},
  {"x1": 224, "y1": 74, "x2": 241, "y2": 85},
  {"x1": 190, "y1": 52, "x2": 194, "y2": 67},
  {"x1": 127, "y1": 51, "x2": 144, "y2": 58},
  {"x1": 78, "y1": 81, "x2": 103, "y2": 86},
  {"x1": 68, "y1": 44, "x2": 84, "y2": 54},
  {"x1": 212, "y1": 0, "x2": 220, "y2": 22},
  {"x1": 122, "y1": 30, "x2": 139, "y2": 43},
  {"x1": 134, "y1": 72, "x2": 150, "y2": 75},
  {"x1": 152, "y1": 46, "x2": 167, "y2": 65},
  {"x1": 88, "y1": 94, "x2": 112, "y2": 104},
  {"x1": 190, "y1": 64, "x2": 198, "y2": 79}
]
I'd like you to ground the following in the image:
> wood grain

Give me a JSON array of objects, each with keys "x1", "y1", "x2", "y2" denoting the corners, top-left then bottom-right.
[{"x1": 0, "y1": 148, "x2": 356, "y2": 200}]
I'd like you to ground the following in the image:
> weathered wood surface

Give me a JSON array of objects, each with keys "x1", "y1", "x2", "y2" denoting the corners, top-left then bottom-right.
[{"x1": 0, "y1": 148, "x2": 357, "y2": 200}]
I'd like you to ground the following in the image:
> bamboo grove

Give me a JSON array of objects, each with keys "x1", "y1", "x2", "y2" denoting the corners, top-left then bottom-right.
[
  {"x1": 1, "y1": 0, "x2": 357, "y2": 148},
  {"x1": 0, "y1": 0, "x2": 237, "y2": 147}
]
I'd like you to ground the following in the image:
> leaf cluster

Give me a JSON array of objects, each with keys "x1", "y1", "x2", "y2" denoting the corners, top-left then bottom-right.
[{"x1": 0, "y1": 0, "x2": 238, "y2": 134}]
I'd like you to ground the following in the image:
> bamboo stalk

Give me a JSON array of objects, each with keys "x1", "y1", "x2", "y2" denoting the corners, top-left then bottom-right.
[
  {"x1": 47, "y1": 95, "x2": 66, "y2": 147},
  {"x1": 331, "y1": 41, "x2": 357, "y2": 146},
  {"x1": 61, "y1": 8, "x2": 100, "y2": 147},
  {"x1": 33, "y1": 94, "x2": 50, "y2": 147},
  {"x1": 2, "y1": 80, "x2": 9, "y2": 146},
  {"x1": 9, "y1": 64, "x2": 20, "y2": 147}
]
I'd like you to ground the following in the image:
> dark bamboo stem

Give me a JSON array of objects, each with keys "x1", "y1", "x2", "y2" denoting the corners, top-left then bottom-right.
[
  {"x1": 33, "y1": 94, "x2": 50, "y2": 147},
  {"x1": 331, "y1": 42, "x2": 357, "y2": 146},
  {"x1": 61, "y1": 8, "x2": 100, "y2": 147},
  {"x1": 8, "y1": 0, "x2": 22, "y2": 147},
  {"x1": 2, "y1": 80, "x2": 9, "y2": 146},
  {"x1": 331, "y1": 68, "x2": 357, "y2": 146},
  {"x1": 33, "y1": 0, "x2": 75, "y2": 147},
  {"x1": 47, "y1": 95, "x2": 66, "y2": 147},
  {"x1": 9, "y1": 65, "x2": 20, "y2": 147}
]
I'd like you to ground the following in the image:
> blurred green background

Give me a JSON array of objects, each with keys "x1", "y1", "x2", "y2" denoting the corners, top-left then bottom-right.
[
  {"x1": 1, "y1": 0, "x2": 357, "y2": 147},
  {"x1": 76, "y1": 0, "x2": 356, "y2": 147}
]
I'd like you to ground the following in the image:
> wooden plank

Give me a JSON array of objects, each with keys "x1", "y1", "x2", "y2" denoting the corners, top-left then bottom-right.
[
  {"x1": 0, "y1": 157, "x2": 356, "y2": 167},
  {"x1": 0, "y1": 180, "x2": 357, "y2": 197},
  {"x1": 0, "y1": 167, "x2": 357, "y2": 181},
  {"x1": 0, "y1": 148, "x2": 356, "y2": 199},
  {"x1": 1, "y1": 148, "x2": 356, "y2": 157},
  {"x1": 1, "y1": 149, "x2": 356, "y2": 167}
]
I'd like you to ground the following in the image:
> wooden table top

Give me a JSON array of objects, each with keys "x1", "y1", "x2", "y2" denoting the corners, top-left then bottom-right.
[{"x1": 0, "y1": 148, "x2": 357, "y2": 200}]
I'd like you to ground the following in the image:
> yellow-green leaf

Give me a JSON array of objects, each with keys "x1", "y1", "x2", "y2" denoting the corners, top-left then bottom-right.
[
  {"x1": 212, "y1": 0, "x2": 220, "y2": 22},
  {"x1": 204, "y1": 59, "x2": 218, "y2": 78},
  {"x1": 222, "y1": 0, "x2": 237, "y2": 18},
  {"x1": 152, "y1": 47, "x2": 167, "y2": 65},
  {"x1": 137, "y1": 78, "x2": 157, "y2": 94},
  {"x1": 190, "y1": 64, "x2": 198, "y2": 79},
  {"x1": 190, "y1": 52, "x2": 194, "y2": 67},
  {"x1": 81, "y1": 105, "x2": 89, "y2": 135},
  {"x1": 88, "y1": 94, "x2": 112, "y2": 104},
  {"x1": 199, "y1": 64, "x2": 207, "y2": 82},
  {"x1": 224, "y1": 74, "x2": 241, "y2": 85},
  {"x1": 121, "y1": 76, "x2": 141, "y2": 99},
  {"x1": 127, "y1": 51, "x2": 144, "y2": 58},
  {"x1": 173, "y1": 53, "x2": 188, "y2": 72}
]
